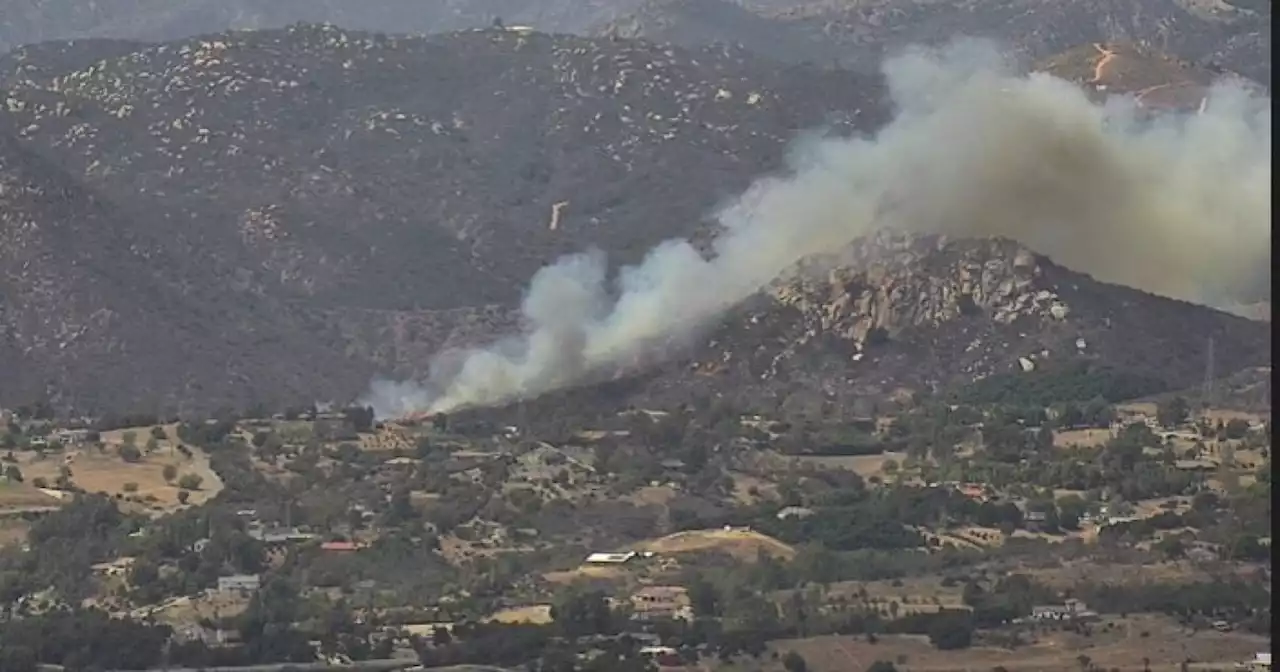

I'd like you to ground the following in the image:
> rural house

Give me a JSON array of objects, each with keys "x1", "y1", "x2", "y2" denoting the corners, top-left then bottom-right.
[
  {"x1": 1030, "y1": 598, "x2": 1096, "y2": 622},
  {"x1": 629, "y1": 586, "x2": 693, "y2": 621},
  {"x1": 585, "y1": 551, "x2": 637, "y2": 565},
  {"x1": 216, "y1": 574, "x2": 261, "y2": 594}
]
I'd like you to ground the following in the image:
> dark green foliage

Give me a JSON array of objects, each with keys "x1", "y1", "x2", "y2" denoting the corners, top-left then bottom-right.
[
  {"x1": 3, "y1": 495, "x2": 139, "y2": 600},
  {"x1": 0, "y1": 609, "x2": 171, "y2": 671},
  {"x1": 1156, "y1": 396, "x2": 1190, "y2": 428},
  {"x1": 551, "y1": 587, "x2": 618, "y2": 638},
  {"x1": 782, "y1": 650, "x2": 810, "y2": 672},
  {"x1": 417, "y1": 622, "x2": 555, "y2": 668},
  {"x1": 962, "y1": 574, "x2": 1056, "y2": 627},
  {"x1": 1076, "y1": 578, "x2": 1270, "y2": 620},
  {"x1": 926, "y1": 612, "x2": 974, "y2": 650},
  {"x1": 343, "y1": 406, "x2": 375, "y2": 433},
  {"x1": 954, "y1": 363, "x2": 1168, "y2": 407}
]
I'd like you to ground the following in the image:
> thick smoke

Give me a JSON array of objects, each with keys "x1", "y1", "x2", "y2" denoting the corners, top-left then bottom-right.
[{"x1": 364, "y1": 38, "x2": 1271, "y2": 418}]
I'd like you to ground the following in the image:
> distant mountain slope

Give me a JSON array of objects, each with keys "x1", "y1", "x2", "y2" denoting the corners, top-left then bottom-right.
[
  {"x1": 2, "y1": 0, "x2": 1269, "y2": 87},
  {"x1": 0, "y1": 123, "x2": 370, "y2": 413},
  {"x1": 0, "y1": 25, "x2": 884, "y2": 413},
  {"x1": 622, "y1": 233, "x2": 1271, "y2": 414},
  {"x1": 1035, "y1": 41, "x2": 1250, "y2": 110},
  {"x1": 454, "y1": 232, "x2": 1270, "y2": 424},
  {"x1": 0, "y1": 25, "x2": 1267, "y2": 416},
  {"x1": 0, "y1": 0, "x2": 647, "y2": 55},
  {"x1": 604, "y1": 0, "x2": 1271, "y2": 85}
]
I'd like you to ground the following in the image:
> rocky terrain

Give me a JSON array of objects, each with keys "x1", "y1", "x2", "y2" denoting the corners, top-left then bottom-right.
[
  {"x1": 604, "y1": 0, "x2": 1271, "y2": 84},
  {"x1": 1036, "y1": 40, "x2": 1246, "y2": 110},
  {"x1": 0, "y1": 0, "x2": 644, "y2": 54},
  {"x1": 589, "y1": 232, "x2": 1272, "y2": 417},
  {"x1": 3, "y1": 0, "x2": 1270, "y2": 86},
  {"x1": 0, "y1": 118, "x2": 373, "y2": 413},
  {"x1": 0, "y1": 25, "x2": 886, "y2": 413},
  {"x1": 0, "y1": 24, "x2": 1269, "y2": 417}
]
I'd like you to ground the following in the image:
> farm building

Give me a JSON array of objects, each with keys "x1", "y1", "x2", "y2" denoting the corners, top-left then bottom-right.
[
  {"x1": 585, "y1": 551, "x2": 636, "y2": 565},
  {"x1": 629, "y1": 586, "x2": 692, "y2": 621},
  {"x1": 216, "y1": 574, "x2": 261, "y2": 594}
]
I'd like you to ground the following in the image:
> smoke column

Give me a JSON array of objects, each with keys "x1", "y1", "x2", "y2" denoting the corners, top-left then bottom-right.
[{"x1": 364, "y1": 38, "x2": 1271, "y2": 418}]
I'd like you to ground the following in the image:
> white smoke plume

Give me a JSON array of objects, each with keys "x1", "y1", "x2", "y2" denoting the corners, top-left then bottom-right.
[{"x1": 363, "y1": 38, "x2": 1271, "y2": 419}]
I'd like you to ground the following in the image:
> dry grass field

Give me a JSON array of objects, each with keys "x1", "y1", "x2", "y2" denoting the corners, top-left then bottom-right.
[
  {"x1": 1054, "y1": 427, "x2": 1114, "y2": 448},
  {"x1": 787, "y1": 452, "x2": 909, "y2": 480},
  {"x1": 0, "y1": 480, "x2": 64, "y2": 510},
  {"x1": 751, "y1": 613, "x2": 1267, "y2": 671},
  {"x1": 16, "y1": 425, "x2": 222, "y2": 514},
  {"x1": 485, "y1": 604, "x2": 553, "y2": 624},
  {"x1": 543, "y1": 564, "x2": 633, "y2": 584},
  {"x1": 817, "y1": 576, "x2": 969, "y2": 616},
  {"x1": 633, "y1": 528, "x2": 797, "y2": 561}
]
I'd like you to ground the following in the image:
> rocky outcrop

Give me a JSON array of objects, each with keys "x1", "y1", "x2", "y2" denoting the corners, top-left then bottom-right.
[
  {"x1": 0, "y1": 25, "x2": 884, "y2": 413},
  {"x1": 635, "y1": 232, "x2": 1272, "y2": 416},
  {"x1": 770, "y1": 234, "x2": 1071, "y2": 355}
]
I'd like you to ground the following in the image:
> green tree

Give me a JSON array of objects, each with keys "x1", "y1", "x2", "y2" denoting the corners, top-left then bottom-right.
[
  {"x1": 782, "y1": 651, "x2": 810, "y2": 672},
  {"x1": 1156, "y1": 397, "x2": 1190, "y2": 428},
  {"x1": 550, "y1": 588, "x2": 616, "y2": 638},
  {"x1": 119, "y1": 443, "x2": 142, "y2": 463},
  {"x1": 177, "y1": 490, "x2": 190, "y2": 505},
  {"x1": 688, "y1": 575, "x2": 721, "y2": 617},
  {"x1": 867, "y1": 662, "x2": 899, "y2": 672},
  {"x1": 928, "y1": 614, "x2": 974, "y2": 650},
  {"x1": 3, "y1": 465, "x2": 22, "y2": 483},
  {"x1": 1056, "y1": 494, "x2": 1088, "y2": 530},
  {"x1": 1223, "y1": 419, "x2": 1250, "y2": 440},
  {"x1": 177, "y1": 474, "x2": 203, "y2": 491},
  {"x1": 162, "y1": 465, "x2": 178, "y2": 483}
]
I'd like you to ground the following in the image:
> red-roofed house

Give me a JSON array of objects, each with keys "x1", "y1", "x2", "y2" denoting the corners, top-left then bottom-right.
[{"x1": 320, "y1": 541, "x2": 362, "y2": 552}]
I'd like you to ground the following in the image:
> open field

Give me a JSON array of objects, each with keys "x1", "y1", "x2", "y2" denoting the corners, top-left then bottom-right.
[
  {"x1": 784, "y1": 451, "x2": 909, "y2": 479},
  {"x1": 820, "y1": 576, "x2": 969, "y2": 615},
  {"x1": 1022, "y1": 559, "x2": 1252, "y2": 590},
  {"x1": 543, "y1": 564, "x2": 632, "y2": 584},
  {"x1": 16, "y1": 425, "x2": 223, "y2": 513},
  {"x1": 140, "y1": 590, "x2": 251, "y2": 626},
  {"x1": 485, "y1": 604, "x2": 553, "y2": 624},
  {"x1": 0, "y1": 480, "x2": 64, "y2": 510},
  {"x1": 633, "y1": 528, "x2": 796, "y2": 561},
  {"x1": 542, "y1": 528, "x2": 799, "y2": 580},
  {"x1": 624, "y1": 485, "x2": 680, "y2": 507},
  {"x1": 1054, "y1": 427, "x2": 1114, "y2": 448},
  {"x1": 0, "y1": 518, "x2": 29, "y2": 548},
  {"x1": 753, "y1": 614, "x2": 1268, "y2": 671}
]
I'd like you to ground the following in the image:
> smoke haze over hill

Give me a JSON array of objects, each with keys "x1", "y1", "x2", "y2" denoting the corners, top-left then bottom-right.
[{"x1": 363, "y1": 38, "x2": 1271, "y2": 419}]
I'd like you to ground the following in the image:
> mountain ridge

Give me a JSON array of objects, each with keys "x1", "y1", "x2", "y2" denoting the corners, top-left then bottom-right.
[{"x1": 0, "y1": 26, "x2": 1269, "y2": 416}]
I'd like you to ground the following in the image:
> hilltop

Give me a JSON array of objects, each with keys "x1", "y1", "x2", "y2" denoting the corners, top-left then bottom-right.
[
  {"x1": 0, "y1": 25, "x2": 1269, "y2": 417},
  {"x1": 2, "y1": 0, "x2": 1271, "y2": 86},
  {"x1": 0, "y1": 0, "x2": 642, "y2": 53},
  {"x1": 0, "y1": 25, "x2": 885, "y2": 413},
  {"x1": 1035, "y1": 41, "x2": 1251, "y2": 110},
  {"x1": 603, "y1": 0, "x2": 1271, "y2": 84},
  {"x1": 463, "y1": 232, "x2": 1269, "y2": 428}
]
